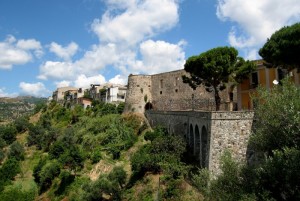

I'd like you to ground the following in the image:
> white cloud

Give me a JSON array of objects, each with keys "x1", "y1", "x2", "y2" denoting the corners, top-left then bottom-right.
[
  {"x1": 0, "y1": 87, "x2": 18, "y2": 97},
  {"x1": 19, "y1": 82, "x2": 49, "y2": 97},
  {"x1": 16, "y1": 39, "x2": 42, "y2": 50},
  {"x1": 38, "y1": 0, "x2": 183, "y2": 85},
  {"x1": 216, "y1": 0, "x2": 300, "y2": 58},
  {"x1": 74, "y1": 74, "x2": 106, "y2": 88},
  {"x1": 109, "y1": 74, "x2": 127, "y2": 85},
  {"x1": 49, "y1": 42, "x2": 78, "y2": 61},
  {"x1": 136, "y1": 40, "x2": 186, "y2": 74},
  {"x1": 55, "y1": 80, "x2": 72, "y2": 88},
  {"x1": 38, "y1": 61, "x2": 75, "y2": 80},
  {"x1": 0, "y1": 35, "x2": 43, "y2": 69},
  {"x1": 91, "y1": 0, "x2": 179, "y2": 46}
]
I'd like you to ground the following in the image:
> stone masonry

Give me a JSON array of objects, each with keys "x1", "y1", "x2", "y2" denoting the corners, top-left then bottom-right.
[{"x1": 145, "y1": 110, "x2": 254, "y2": 176}]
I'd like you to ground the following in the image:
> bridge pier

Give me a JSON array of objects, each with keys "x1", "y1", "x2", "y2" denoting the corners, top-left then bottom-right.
[{"x1": 145, "y1": 110, "x2": 254, "y2": 175}]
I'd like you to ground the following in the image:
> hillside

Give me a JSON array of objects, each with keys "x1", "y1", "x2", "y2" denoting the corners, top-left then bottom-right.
[
  {"x1": 0, "y1": 96, "x2": 47, "y2": 123},
  {"x1": 0, "y1": 101, "x2": 203, "y2": 201}
]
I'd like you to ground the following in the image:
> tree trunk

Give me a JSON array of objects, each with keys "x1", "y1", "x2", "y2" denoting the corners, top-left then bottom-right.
[{"x1": 213, "y1": 86, "x2": 221, "y2": 111}]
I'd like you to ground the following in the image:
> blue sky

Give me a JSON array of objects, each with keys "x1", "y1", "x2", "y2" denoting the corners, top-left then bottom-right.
[{"x1": 0, "y1": 0, "x2": 300, "y2": 97}]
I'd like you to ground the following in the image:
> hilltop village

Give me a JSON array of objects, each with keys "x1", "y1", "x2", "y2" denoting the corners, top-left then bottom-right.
[
  {"x1": 49, "y1": 60, "x2": 300, "y2": 175},
  {"x1": 51, "y1": 59, "x2": 300, "y2": 113}
]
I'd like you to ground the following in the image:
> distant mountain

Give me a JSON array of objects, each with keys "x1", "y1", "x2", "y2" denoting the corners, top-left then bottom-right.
[{"x1": 0, "y1": 96, "x2": 47, "y2": 123}]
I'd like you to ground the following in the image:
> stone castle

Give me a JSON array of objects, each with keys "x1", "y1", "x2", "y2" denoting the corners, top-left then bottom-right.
[
  {"x1": 124, "y1": 69, "x2": 237, "y2": 113},
  {"x1": 124, "y1": 69, "x2": 253, "y2": 175}
]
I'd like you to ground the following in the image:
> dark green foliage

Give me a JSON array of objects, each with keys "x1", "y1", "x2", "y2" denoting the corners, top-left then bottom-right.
[
  {"x1": 81, "y1": 167, "x2": 127, "y2": 201},
  {"x1": 0, "y1": 137, "x2": 6, "y2": 149},
  {"x1": 257, "y1": 148, "x2": 300, "y2": 200},
  {"x1": 90, "y1": 148, "x2": 102, "y2": 164},
  {"x1": 0, "y1": 149, "x2": 5, "y2": 163},
  {"x1": 116, "y1": 102, "x2": 125, "y2": 114},
  {"x1": 14, "y1": 116, "x2": 30, "y2": 133},
  {"x1": 190, "y1": 168, "x2": 210, "y2": 196},
  {"x1": 250, "y1": 79, "x2": 300, "y2": 154},
  {"x1": 183, "y1": 47, "x2": 255, "y2": 110},
  {"x1": 39, "y1": 160, "x2": 61, "y2": 192},
  {"x1": 0, "y1": 124, "x2": 17, "y2": 145},
  {"x1": 59, "y1": 145, "x2": 85, "y2": 173},
  {"x1": 33, "y1": 157, "x2": 47, "y2": 185},
  {"x1": 0, "y1": 185, "x2": 37, "y2": 201},
  {"x1": 55, "y1": 170, "x2": 75, "y2": 195},
  {"x1": 0, "y1": 158, "x2": 21, "y2": 191},
  {"x1": 144, "y1": 127, "x2": 165, "y2": 142},
  {"x1": 259, "y1": 22, "x2": 300, "y2": 71},
  {"x1": 161, "y1": 177, "x2": 182, "y2": 200},
  {"x1": 209, "y1": 151, "x2": 246, "y2": 201},
  {"x1": 131, "y1": 127, "x2": 187, "y2": 178},
  {"x1": 49, "y1": 141, "x2": 65, "y2": 159},
  {"x1": 8, "y1": 141, "x2": 25, "y2": 161},
  {"x1": 27, "y1": 124, "x2": 45, "y2": 149},
  {"x1": 108, "y1": 166, "x2": 127, "y2": 188},
  {"x1": 34, "y1": 101, "x2": 47, "y2": 114}
]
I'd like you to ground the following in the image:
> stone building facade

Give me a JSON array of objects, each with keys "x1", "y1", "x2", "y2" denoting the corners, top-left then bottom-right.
[{"x1": 124, "y1": 70, "x2": 237, "y2": 113}]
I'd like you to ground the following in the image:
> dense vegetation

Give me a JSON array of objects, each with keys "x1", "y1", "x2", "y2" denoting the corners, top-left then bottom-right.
[
  {"x1": 1, "y1": 78, "x2": 299, "y2": 200},
  {"x1": 0, "y1": 96, "x2": 47, "y2": 123}
]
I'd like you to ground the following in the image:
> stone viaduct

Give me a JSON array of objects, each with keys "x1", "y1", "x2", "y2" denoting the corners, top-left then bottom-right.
[
  {"x1": 145, "y1": 110, "x2": 253, "y2": 175},
  {"x1": 124, "y1": 70, "x2": 254, "y2": 175}
]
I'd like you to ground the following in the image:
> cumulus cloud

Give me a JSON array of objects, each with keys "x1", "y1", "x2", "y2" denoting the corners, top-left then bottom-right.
[
  {"x1": 109, "y1": 74, "x2": 127, "y2": 85},
  {"x1": 91, "y1": 0, "x2": 179, "y2": 46},
  {"x1": 136, "y1": 40, "x2": 186, "y2": 74},
  {"x1": 19, "y1": 82, "x2": 49, "y2": 97},
  {"x1": 38, "y1": 0, "x2": 183, "y2": 86},
  {"x1": 216, "y1": 0, "x2": 300, "y2": 58},
  {"x1": 49, "y1": 42, "x2": 79, "y2": 61},
  {"x1": 0, "y1": 35, "x2": 41, "y2": 69},
  {"x1": 38, "y1": 61, "x2": 75, "y2": 80},
  {"x1": 55, "y1": 80, "x2": 72, "y2": 88},
  {"x1": 74, "y1": 74, "x2": 106, "y2": 88}
]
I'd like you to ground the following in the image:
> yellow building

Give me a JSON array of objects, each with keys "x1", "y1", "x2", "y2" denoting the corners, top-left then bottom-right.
[{"x1": 237, "y1": 60, "x2": 300, "y2": 110}]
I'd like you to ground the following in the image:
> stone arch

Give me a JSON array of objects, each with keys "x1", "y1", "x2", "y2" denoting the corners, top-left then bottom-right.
[
  {"x1": 189, "y1": 124, "x2": 194, "y2": 149},
  {"x1": 201, "y1": 126, "x2": 208, "y2": 168},
  {"x1": 195, "y1": 125, "x2": 200, "y2": 159},
  {"x1": 144, "y1": 102, "x2": 153, "y2": 110}
]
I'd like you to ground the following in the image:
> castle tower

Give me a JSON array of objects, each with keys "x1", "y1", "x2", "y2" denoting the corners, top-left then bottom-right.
[{"x1": 124, "y1": 74, "x2": 152, "y2": 113}]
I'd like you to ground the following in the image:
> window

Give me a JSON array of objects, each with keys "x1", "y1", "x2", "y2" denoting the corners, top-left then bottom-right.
[
  {"x1": 160, "y1": 79, "x2": 163, "y2": 88},
  {"x1": 251, "y1": 72, "x2": 258, "y2": 88},
  {"x1": 175, "y1": 89, "x2": 178, "y2": 93},
  {"x1": 175, "y1": 77, "x2": 179, "y2": 86},
  {"x1": 229, "y1": 92, "x2": 234, "y2": 101},
  {"x1": 160, "y1": 91, "x2": 162, "y2": 95}
]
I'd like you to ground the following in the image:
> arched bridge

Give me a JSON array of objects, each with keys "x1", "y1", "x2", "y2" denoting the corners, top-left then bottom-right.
[{"x1": 145, "y1": 110, "x2": 254, "y2": 175}]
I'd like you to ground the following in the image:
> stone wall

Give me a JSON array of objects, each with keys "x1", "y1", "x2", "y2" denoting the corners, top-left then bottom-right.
[
  {"x1": 124, "y1": 70, "x2": 236, "y2": 113},
  {"x1": 209, "y1": 111, "x2": 254, "y2": 175},
  {"x1": 145, "y1": 110, "x2": 254, "y2": 176},
  {"x1": 124, "y1": 74, "x2": 152, "y2": 113}
]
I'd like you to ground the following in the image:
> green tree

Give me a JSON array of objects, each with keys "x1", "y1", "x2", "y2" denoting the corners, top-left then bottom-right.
[
  {"x1": 14, "y1": 116, "x2": 30, "y2": 133},
  {"x1": 250, "y1": 79, "x2": 300, "y2": 154},
  {"x1": 183, "y1": 47, "x2": 255, "y2": 110},
  {"x1": 0, "y1": 124, "x2": 17, "y2": 145},
  {"x1": 8, "y1": 141, "x2": 25, "y2": 161},
  {"x1": 259, "y1": 22, "x2": 300, "y2": 71},
  {"x1": 248, "y1": 79, "x2": 300, "y2": 200}
]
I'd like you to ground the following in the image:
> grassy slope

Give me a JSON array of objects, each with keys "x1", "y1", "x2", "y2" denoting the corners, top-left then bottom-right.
[{"x1": 9, "y1": 111, "x2": 202, "y2": 201}]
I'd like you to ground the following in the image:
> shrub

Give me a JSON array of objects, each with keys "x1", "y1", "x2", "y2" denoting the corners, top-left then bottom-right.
[
  {"x1": 8, "y1": 141, "x2": 25, "y2": 161},
  {"x1": 0, "y1": 124, "x2": 17, "y2": 145},
  {"x1": 39, "y1": 160, "x2": 61, "y2": 192}
]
